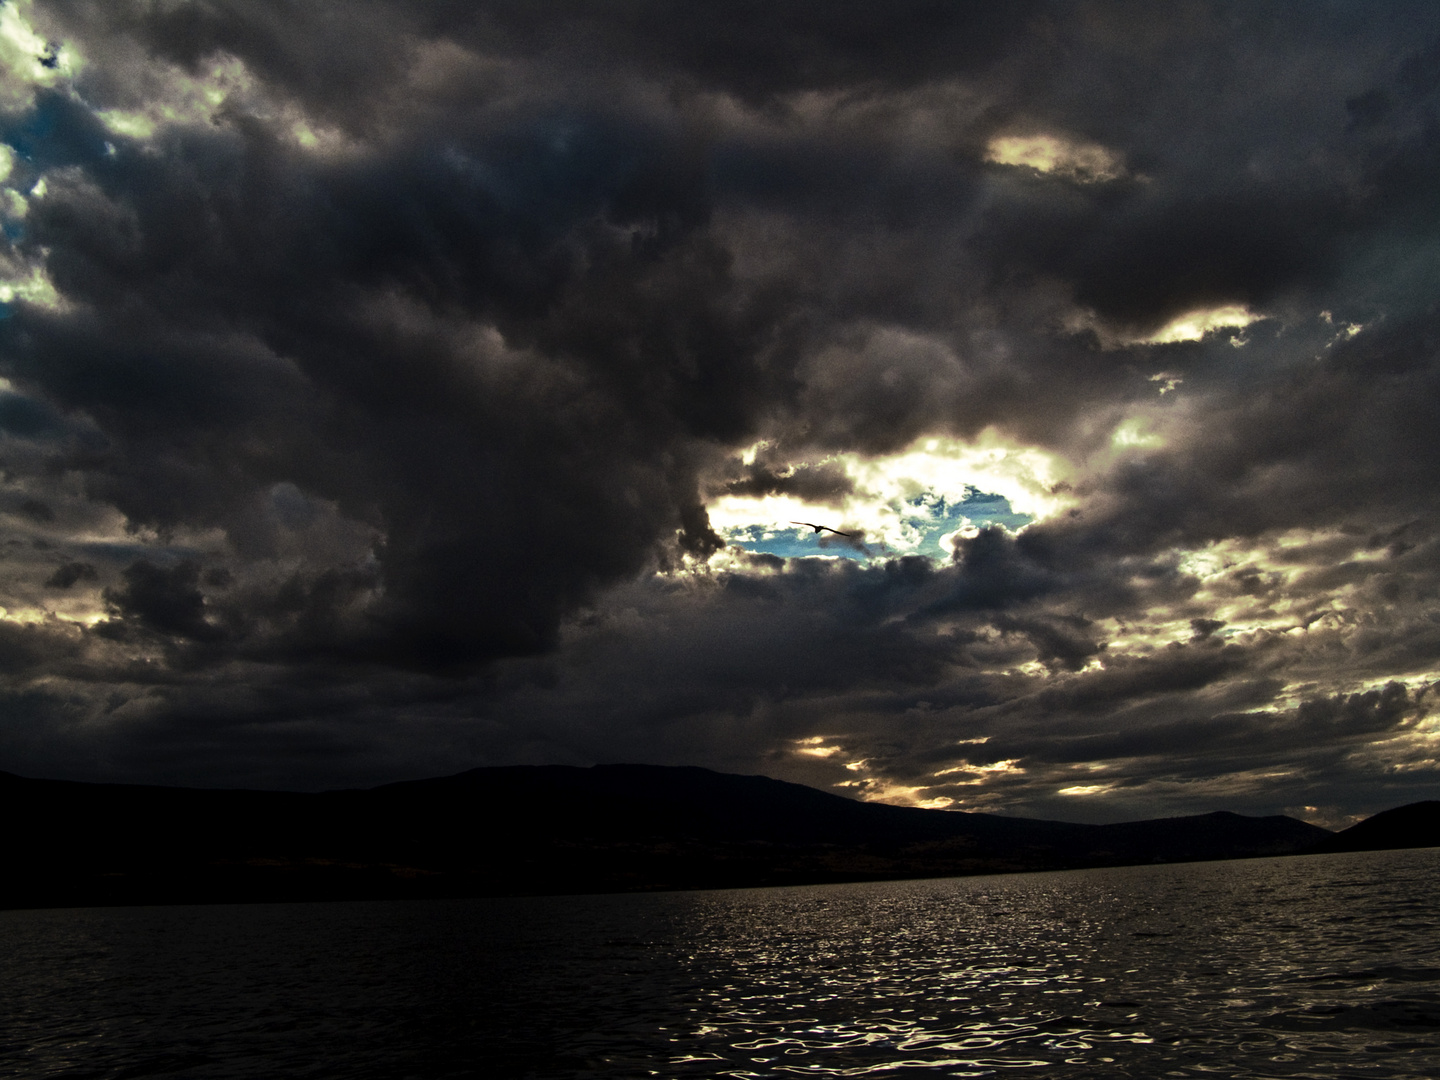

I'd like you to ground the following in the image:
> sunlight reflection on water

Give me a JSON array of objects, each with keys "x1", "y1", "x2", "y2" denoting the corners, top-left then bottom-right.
[{"x1": 0, "y1": 849, "x2": 1437, "y2": 1078}]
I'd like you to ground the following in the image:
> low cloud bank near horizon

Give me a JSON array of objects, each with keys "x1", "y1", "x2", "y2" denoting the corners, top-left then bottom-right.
[{"x1": 0, "y1": 1, "x2": 1437, "y2": 826}]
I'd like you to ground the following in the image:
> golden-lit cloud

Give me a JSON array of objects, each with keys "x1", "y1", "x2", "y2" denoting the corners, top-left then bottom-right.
[
  {"x1": 837, "y1": 772, "x2": 957, "y2": 810},
  {"x1": 1066, "y1": 304, "x2": 1264, "y2": 349},
  {"x1": 1137, "y1": 304, "x2": 1262, "y2": 345},
  {"x1": 0, "y1": 1, "x2": 75, "y2": 110},
  {"x1": 1110, "y1": 418, "x2": 1164, "y2": 449},
  {"x1": 793, "y1": 736, "x2": 842, "y2": 758},
  {"x1": 89, "y1": 51, "x2": 356, "y2": 155},
  {"x1": 985, "y1": 133, "x2": 1126, "y2": 183}
]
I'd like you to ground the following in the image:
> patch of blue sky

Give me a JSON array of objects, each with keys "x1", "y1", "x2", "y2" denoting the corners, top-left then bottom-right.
[
  {"x1": 1, "y1": 92, "x2": 111, "y2": 173},
  {"x1": 726, "y1": 524, "x2": 867, "y2": 561},
  {"x1": 0, "y1": 389, "x2": 62, "y2": 437},
  {"x1": 906, "y1": 489, "x2": 1033, "y2": 554},
  {"x1": 74, "y1": 539, "x2": 203, "y2": 566},
  {"x1": 723, "y1": 489, "x2": 1033, "y2": 562}
]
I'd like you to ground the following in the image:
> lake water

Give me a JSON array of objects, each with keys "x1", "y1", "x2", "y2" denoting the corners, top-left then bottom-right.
[{"x1": 1, "y1": 848, "x2": 1437, "y2": 1078}]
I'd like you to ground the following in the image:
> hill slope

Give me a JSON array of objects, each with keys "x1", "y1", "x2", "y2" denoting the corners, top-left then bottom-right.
[
  {"x1": 0, "y1": 764, "x2": 1333, "y2": 909},
  {"x1": 1311, "y1": 801, "x2": 1440, "y2": 853}
]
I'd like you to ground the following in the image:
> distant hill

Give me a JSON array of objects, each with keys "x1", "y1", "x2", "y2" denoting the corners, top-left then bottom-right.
[
  {"x1": 1311, "y1": 801, "x2": 1440, "y2": 853},
  {"x1": 0, "y1": 764, "x2": 1335, "y2": 909}
]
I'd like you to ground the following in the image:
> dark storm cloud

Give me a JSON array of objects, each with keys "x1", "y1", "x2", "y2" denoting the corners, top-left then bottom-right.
[
  {"x1": 966, "y1": 6, "x2": 1440, "y2": 334},
  {"x1": 45, "y1": 560, "x2": 95, "y2": 589},
  {"x1": 16, "y1": 496, "x2": 52, "y2": 522},
  {"x1": 100, "y1": 558, "x2": 225, "y2": 643},
  {"x1": 720, "y1": 459, "x2": 854, "y2": 503},
  {"x1": 428, "y1": 1, "x2": 1046, "y2": 105},
  {"x1": 0, "y1": 0, "x2": 1432, "y2": 823},
  {"x1": 0, "y1": 618, "x2": 80, "y2": 674},
  {"x1": 991, "y1": 613, "x2": 1104, "y2": 673},
  {"x1": 4, "y1": 75, "x2": 765, "y2": 670},
  {"x1": 0, "y1": 389, "x2": 66, "y2": 439},
  {"x1": 1018, "y1": 309, "x2": 1440, "y2": 571},
  {"x1": 360, "y1": 554, "x2": 1434, "y2": 821}
]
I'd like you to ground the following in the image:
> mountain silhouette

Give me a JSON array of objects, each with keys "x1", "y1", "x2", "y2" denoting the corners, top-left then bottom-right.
[
  {"x1": 0, "y1": 763, "x2": 1370, "y2": 909},
  {"x1": 1310, "y1": 800, "x2": 1440, "y2": 854}
]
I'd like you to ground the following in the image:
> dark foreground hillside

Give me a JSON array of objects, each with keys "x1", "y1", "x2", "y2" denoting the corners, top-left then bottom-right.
[
  {"x1": 1, "y1": 764, "x2": 1337, "y2": 909},
  {"x1": 1312, "y1": 800, "x2": 1440, "y2": 853}
]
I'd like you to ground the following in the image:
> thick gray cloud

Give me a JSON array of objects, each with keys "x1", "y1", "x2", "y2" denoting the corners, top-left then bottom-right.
[{"x1": 0, "y1": 1, "x2": 1435, "y2": 826}]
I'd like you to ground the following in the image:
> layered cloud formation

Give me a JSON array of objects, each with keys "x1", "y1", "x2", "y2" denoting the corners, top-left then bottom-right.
[{"x1": 0, "y1": 1, "x2": 1437, "y2": 824}]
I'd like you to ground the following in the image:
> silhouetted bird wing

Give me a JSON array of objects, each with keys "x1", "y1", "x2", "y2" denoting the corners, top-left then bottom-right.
[{"x1": 790, "y1": 521, "x2": 856, "y2": 538}]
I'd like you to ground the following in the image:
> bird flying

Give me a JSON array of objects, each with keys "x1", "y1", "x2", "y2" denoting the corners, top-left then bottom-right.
[{"x1": 790, "y1": 521, "x2": 857, "y2": 538}]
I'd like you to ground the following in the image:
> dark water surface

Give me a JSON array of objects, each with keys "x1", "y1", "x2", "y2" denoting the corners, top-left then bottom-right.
[{"x1": 2, "y1": 848, "x2": 1437, "y2": 1078}]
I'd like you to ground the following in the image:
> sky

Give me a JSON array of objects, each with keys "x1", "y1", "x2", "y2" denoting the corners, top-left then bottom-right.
[{"x1": 0, "y1": 1, "x2": 1437, "y2": 827}]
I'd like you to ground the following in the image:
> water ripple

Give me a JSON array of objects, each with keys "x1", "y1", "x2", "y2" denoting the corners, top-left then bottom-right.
[{"x1": 0, "y1": 849, "x2": 1436, "y2": 1078}]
